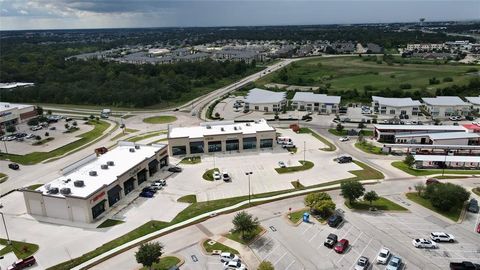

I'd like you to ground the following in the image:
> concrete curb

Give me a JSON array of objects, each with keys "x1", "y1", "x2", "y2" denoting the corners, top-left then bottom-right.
[{"x1": 284, "y1": 207, "x2": 309, "y2": 227}]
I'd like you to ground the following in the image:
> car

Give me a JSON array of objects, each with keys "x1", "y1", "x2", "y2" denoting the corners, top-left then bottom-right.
[
  {"x1": 376, "y1": 247, "x2": 391, "y2": 264},
  {"x1": 25, "y1": 134, "x2": 35, "y2": 139},
  {"x1": 430, "y1": 232, "x2": 455, "y2": 243},
  {"x1": 222, "y1": 172, "x2": 231, "y2": 182},
  {"x1": 339, "y1": 136, "x2": 349, "y2": 142},
  {"x1": 139, "y1": 191, "x2": 154, "y2": 198},
  {"x1": 168, "y1": 166, "x2": 182, "y2": 173},
  {"x1": 65, "y1": 117, "x2": 73, "y2": 122},
  {"x1": 219, "y1": 252, "x2": 239, "y2": 263},
  {"x1": 8, "y1": 163, "x2": 20, "y2": 170},
  {"x1": 412, "y1": 238, "x2": 437, "y2": 249},
  {"x1": 327, "y1": 214, "x2": 343, "y2": 228},
  {"x1": 324, "y1": 233, "x2": 338, "y2": 248},
  {"x1": 7, "y1": 256, "x2": 36, "y2": 270},
  {"x1": 282, "y1": 144, "x2": 296, "y2": 149},
  {"x1": 278, "y1": 161, "x2": 286, "y2": 168},
  {"x1": 213, "y1": 171, "x2": 221, "y2": 181},
  {"x1": 477, "y1": 223, "x2": 480, "y2": 233},
  {"x1": 150, "y1": 182, "x2": 163, "y2": 190},
  {"x1": 450, "y1": 261, "x2": 480, "y2": 270},
  {"x1": 386, "y1": 256, "x2": 402, "y2": 270},
  {"x1": 336, "y1": 156, "x2": 353, "y2": 164},
  {"x1": 354, "y1": 256, "x2": 370, "y2": 270},
  {"x1": 223, "y1": 260, "x2": 247, "y2": 270},
  {"x1": 467, "y1": 198, "x2": 479, "y2": 213},
  {"x1": 153, "y1": 179, "x2": 166, "y2": 186},
  {"x1": 49, "y1": 126, "x2": 56, "y2": 130},
  {"x1": 142, "y1": 187, "x2": 157, "y2": 193},
  {"x1": 30, "y1": 126, "x2": 42, "y2": 131},
  {"x1": 426, "y1": 178, "x2": 440, "y2": 185},
  {"x1": 333, "y1": 239, "x2": 349, "y2": 253}
]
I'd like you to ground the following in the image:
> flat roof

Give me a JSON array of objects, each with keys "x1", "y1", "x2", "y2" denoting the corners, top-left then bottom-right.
[
  {"x1": 291, "y1": 92, "x2": 341, "y2": 104},
  {"x1": 245, "y1": 88, "x2": 286, "y2": 104},
  {"x1": 395, "y1": 132, "x2": 479, "y2": 140},
  {"x1": 36, "y1": 142, "x2": 166, "y2": 199},
  {"x1": 421, "y1": 96, "x2": 469, "y2": 106},
  {"x1": 413, "y1": 155, "x2": 480, "y2": 163},
  {"x1": 374, "y1": 124, "x2": 466, "y2": 131},
  {"x1": 384, "y1": 144, "x2": 480, "y2": 150},
  {"x1": 465, "y1": 96, "x2": 480, "y2": 105},
  {"x1": 0, "y1": 82, "x2": 34, "y2": 89},
  {"x1": 372, "y1": 96, "x2": 421, "y2": 107},
  {"x1": 169, "y1": 119, "x2": 275, "y2": 139},
  {"x1": 0, "y1": 102, "x2": 34, "y2": 112},
  {"x1": 462, "y1": 124, "x2": 480, "y2": 131}
]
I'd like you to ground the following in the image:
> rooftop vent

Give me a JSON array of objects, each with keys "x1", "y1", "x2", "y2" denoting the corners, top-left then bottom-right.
[
  {"x1": 89, "y1": 170, "x2": 97, "y2": 176},
  {"x1": 129, "y1": 148, "x2": 135, "y2": 153},
  {"x1": 48, "y1": 187, "x2": 59, "y2": 194},
  {"x1": 107, "y1": 161, "x2": 115, "y2": 166},
  {"x1": 246, "y1": 123, "x2": 251, "y2": 126},
  {"x1": 60, "y1": 188, "x2": 71, "y2": 195},
  {"x1": 221, "y1": 127, "x2": 225, "y2": 131},
  {"x1": 101, "y1": 164, "x2": 109, "y2": 170},
  {"x1": 234, "y1": 127, "x2": 237, "y2": 130},
  {"x1": 74, "y1": 180, "x2": 84, "y2": 187},
  {"x1": 135, "y1": 145, "x2": 140, "y2": 150},
  {"x1": 206, "y1": 125, "x2": 211, "y2": 129}
]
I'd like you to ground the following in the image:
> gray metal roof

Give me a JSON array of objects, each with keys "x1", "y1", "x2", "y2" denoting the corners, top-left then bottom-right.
[
  {"x1": 372, "y1": 96, "x2": 421, "y2": 107},
  {"x1": 384, "y1": 144, "x2": 480, "y2": 150},
  {"x1": 421, "y1": 96, "x2": 469, "y2": 106},
  {"x1": 413, "y1": 155, "x2": 480, "y2": 163},
  {"x1": 429, "y1": 132, "x2": 480, "y2": 140},
  {"x1": 374, "y1": 124, "x2": 466, "y2": 131},
  {"x1": 465, "y1": 96, "x2": 480, "y2": 105},
  {"x1": 292, "y1": 92, "x2": 341, "y2": 104},
  {"x1": 245, "y1": 88, "x2": 286, "y2": 104}
]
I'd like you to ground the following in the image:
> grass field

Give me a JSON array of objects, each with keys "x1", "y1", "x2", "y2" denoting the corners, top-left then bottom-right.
[
  {"x1": 143, "y1": 116, "x2": 177, "y2": 124},
  {"x1": 202, "y1": 239, "x2": 239, "y2": 254},
  {"x1": 406, "y1": 192, "x2": 462, "y2": 221},
  {"x1": 392, "y1": 161, "x2": 480, "y2": 176},
  {"x1": 355, "y1": 142, "x2": 386, "y2": 155},
  {"x1": 177, "y1": 194, "x2": 197, "y2": 203},
  {"x1": 345, "y1": 197, "x2": 408, "y2": 211},
  {"x1": 141, "y1": 256, "x2": 180, "y2": 270},
  {"x1": 256, "y1": 56, "x2": 479, "y2": 101},
  {"x1": 298, "y1": 127, "x2": 336, "y2": 151},
  {"x1": 288, "y1": 209, "x2": 307, "y2": 223},
  {"x1": 275, "y1": 160, "x2": 314, "y2": 174},
  {"x1": 180, "y1": 156, "x2": 201, "y2": 164},
  {"x1": 0, "y1": 239, "x2": 39, "y2": 259},
  {"x1": 225, "y1": 226, "x2": 263, "y2": 245}
]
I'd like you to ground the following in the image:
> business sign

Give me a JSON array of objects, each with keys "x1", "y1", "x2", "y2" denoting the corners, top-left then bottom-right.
[{"x1": 90, "y1": 191, "x2": 105, "y2": 203}]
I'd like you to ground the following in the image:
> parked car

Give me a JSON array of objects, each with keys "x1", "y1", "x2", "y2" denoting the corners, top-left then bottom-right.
[
  {"x1": 336, "y1": 156, "x2": 353, "y2": 164},
  {"x1": 168, "y1": 166, "x2": 182, "y2": 173},
  {"x1": 7, "y1": 256, "x2": 36, "y2": 270},
  {"x1": 219, "y1": 252, "x2": 239, "y2": 263},
  {"x1": 327, "y1": 214, "x2": 343, "y2": 228},
  {"x1": 386, "y1": 256, "x2": 402, "y2": 270},
  {"x1": 153, "y1": 179, "x2": 166, "y2": 186},
  {"x1": 150, "y1": 182, "x2": 163, "y2": 190},
  {"x1": 278, "y1": 161, "x2": 286, "y2": 168},
  {"x1": 477, "y1": 223, "x2": 480, "y2": 233},
  {"x1": 139, "y1": 191, "x2": 154, "y2": 198},
  {"x1": 376, "y1": 247, "x2": 391, "y2": 264},
  {"x1": 412, "y1": 238, "x2": 437, "y2": 249},
  {"x1": 213, "y1": 171, "x2": 221, "y2": 181},
  {"x1": 8, "y1": 163, "x2": 20, "y2": 170},
  {"x1": 430, "y1": 232, "x2": 455, "y2": 243},
  {"x1": 426, "y1": 178, "x2": 440, "y2": 185},
  {"x1": 324, "y1": 233, "x2": 338, "y2": 248},
  {"x1": 142, "y1": 187, "x2": 157, "y2": 194},
  {"x1": 467, "y1": 199, "x2": 479, "y2": 213},
  {"x1": 450, "y1": 261, "x2": 480, "y2": 270},
  {"x1": 354, "y1": 256, "x2": 370, "y2": 270},
  {"x1": 26, "y1": 134, "x2": 35, "y2": 139},
  {"x1": 223, "y1": 260, "x2": 247, "y2": 270},
  {"x1": 30, "y1": 126, "x2": 42, "y2": 131},
  {"x1": 49, "y1": 126, "x2": 56, "y2": 130},
  {"x1": 222, "y1": 172, "x2": 231, "y2": 182},
  {"x1": 282, "y1": 144, "x2": 296, "y2": 149},
  {"x1": 339, "y1": 136, "x2": 349, "y2": 142},
  {"x1": 334, "y1": 239, "x2": 349, "y2": 253}
]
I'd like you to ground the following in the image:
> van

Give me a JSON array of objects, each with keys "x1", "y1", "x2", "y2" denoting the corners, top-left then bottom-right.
[{"x1": 277, "y1": 137, "x2": 292, "y2": 144}]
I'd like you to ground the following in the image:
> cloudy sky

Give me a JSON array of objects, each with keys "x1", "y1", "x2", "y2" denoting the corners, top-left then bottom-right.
[{"x1": 0, "y1": 0, "x2": 478, "y2": 30}]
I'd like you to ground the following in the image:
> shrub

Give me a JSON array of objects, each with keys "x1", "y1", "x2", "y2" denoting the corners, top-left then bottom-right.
[
  {"x1": 443, "y1": 77, "x2": 453, "y2": 82},
  {"x1": 399, "y1": 83, "x2": 412, "y2": 89}
]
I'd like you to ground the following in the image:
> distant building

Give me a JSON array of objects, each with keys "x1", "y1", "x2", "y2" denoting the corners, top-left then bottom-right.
[
  {"x1": 366, "y1": 43, "x2": 384, "y2": 54},
  {"x1": 413, "y1": 155, "x2": 480, "y2": 169},
  {"x1": 465, "y1": 96, "x2": 480, "y2": 112},
  {"x1": 291, "y1": 92, "x2": 341, "y2": 114},
  {"x1": 371, "y1": 96, "x2": 421, "y2": 117},
  {"x1": 395, "y1": 132, "x2": 480, "y2": 146},
  {"x1": 373, "y1": 124, "x2": 466, "y2": 142},
  {"x1": 244, "y1": 88, "x2": 286, "y2": 112},
  {"x1": 422, "y1": 96, "x2": 471, "y2": 118},
  {"x1": 0, "y1": 102, "x2": 37, "y2": 128}
]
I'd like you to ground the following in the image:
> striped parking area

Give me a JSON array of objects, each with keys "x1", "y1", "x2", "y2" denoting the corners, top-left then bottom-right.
[{"x1": 250, "y1": 235, "x2": 303, "y2": 270}]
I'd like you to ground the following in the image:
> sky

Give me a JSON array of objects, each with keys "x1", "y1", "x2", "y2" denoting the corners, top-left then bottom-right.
[{"x1": 0, "y1": 0, "x2": 479, "y2": 30}]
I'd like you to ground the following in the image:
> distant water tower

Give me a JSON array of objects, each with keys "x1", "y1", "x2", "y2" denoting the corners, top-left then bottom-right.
[{"x1": 419, "y1": 18, "x2": 425, "y2": 26}]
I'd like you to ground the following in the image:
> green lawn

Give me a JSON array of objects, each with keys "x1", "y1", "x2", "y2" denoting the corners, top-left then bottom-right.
[
  {"x1": 345, "y1": 197, "x2": 408, "y2": 211},
  {"x1": 97, "y1": 219, "x2": 125, "y2": 228},
  {"x1": 406, "y1": 192, "x2": 462, "y2": 221},
  {"x1": 143, "y1": 116, "x2": 177, "y2": 124},
  {"x1": 355, "y1": 142, "x2": 386, "y2": 155},
  {"x1": 177, "y1": 194, "x2": 197, "y2": 203},
  {"x1": 392, "y1": 161, "x2": 480, "y2": 176},
  {"x1": 298, "y1": 128, "x2": 336, "y2": 151},
  {"x1": 0, "y1": 173, "x2": 7, "y2": 183},
  {"x1": 472, "y1": 188, "x2": 480, "y2": 197},
  {"x1": 225, "y1": 226, "x2": 263, "y2": 245},
  {"x1": 0, "y1": 120, "x2": 110, "y2": 165},
  {"x1": 180, "y1": 156, "x2": 201, "y2": 164},
  {"x1": 202, "y1": 239, "x2": 239, "y2": 254},
  {"x1": 110, "y1": 128, "x2": 139, "y2": 141},
  {"x1": 348, "y1": 161, "x2": 385, "y2": 180},
  {"x1": 127, "y1": 131, "x2": 166, "y2": 143},
  {"x1": 288, "y1": 209, "x2": 307, "y2": 223},
  {"x1": 328, "y1": 129, "x2": 373, "y2": 137},
  {"x1": 291, "y1": 180, "x2": 305, "y2": 189},
  {"x1": 26, "y1": 184, "x2": 43, "y2": 190},
  {"x1": 32, "y1": 137, "x2": 55, "y2": 145},
  {"x1": 141, "y1": 256, "x2": 180, "y2": 270},
  {"x1": 0, "y1": 239, "x2": 39, "y2": 259},
  {"x1": 275, "y1": 160, "x2": 314, "y2": 174},
  {"x1": 203, "y1": 168, "x2": 219, "y2": 181}
]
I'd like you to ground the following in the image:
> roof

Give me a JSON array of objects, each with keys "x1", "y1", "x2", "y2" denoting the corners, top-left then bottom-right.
[
  {"x1": 372, "y1": 96, "x2": 421, "y2": 107},
  {"x1": 413, "y1": 155, "x2": 480, "y2": 163},
  {"x1": 383, "y1": 144, "x2": 480, "y2": 150},
  {"x1": 462, "y1": 124, "x2": 480, "y2": 131},
  {"x1": 374, "y1": 124, "x2": 466, "y2": 131},
  {"x1": 429, "y1": 132, "x2": 480, "y2": 140},
  {"x1": 245, "y1": 88, "x2": 286, "y2": 104},
  {"x1": 169, "y1": 119, "x2": 275, "y2": 139},
  {"x1": 36, "y1": 142, "x2": 166, "y2": 198},
  {"x1": 421, "y1": 96, "x2": 469, "y2": 106},
  {"x1": 465, "y1": 96, "x2": 480, "y2": 105},
  {"x1": 0, "y1": 102, "x2": 34, "y2": 112},
  {"x1": 291, "y1": 92, "x2": 341, "y2": 104}
]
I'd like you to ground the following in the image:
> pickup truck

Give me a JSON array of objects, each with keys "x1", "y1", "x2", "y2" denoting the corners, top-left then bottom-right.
[{"x1": 450, "y1": 261, "x2": 480, "y2": 270}]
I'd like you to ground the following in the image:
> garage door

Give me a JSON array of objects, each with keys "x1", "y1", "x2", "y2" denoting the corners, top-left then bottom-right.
[{"x1": 28, "y1": 199, "x2": 43, "y2": 216}]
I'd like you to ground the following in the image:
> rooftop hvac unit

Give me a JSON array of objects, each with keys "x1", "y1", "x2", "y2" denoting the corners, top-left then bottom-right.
[
  {"x1": 45, "y1": 184, "x2": 51, "y2": 190},
  {"x1": 221, "y1": 127, "x2": 225, "y2": 131},
  {"x1": 234, "y1": 127, "x2": 237, "y2": 130},
  {"x1": 107, "y1": 161, "x2": 115, "y2": 166},
  {"x1": 206, "y1": 125, "x2": 211, "y2": 129},
  {"x1": 101, "y1": 164, "x2": 109, "y2": 170},
  {"x1": 129, "y1": 148, "x2": 135, "y2": 153},
  {"x1": 48, "y1": 187, "x2": 59, "y2": 194},
  {"x1": 60, "y1": 188, "x2": 71, "y2": 195},
  {"x1": 246, "y1": 123, "x2": 251, "y2": 126},
  {"x1": 89, "y1": 170, "x2": 98, "y2": 176},
  {"x1": 74, "y1": 180, "x2": 85, "y2": 187},
  {"x1": 135, "y1": 145, "x2": 140, "y2": 150}
]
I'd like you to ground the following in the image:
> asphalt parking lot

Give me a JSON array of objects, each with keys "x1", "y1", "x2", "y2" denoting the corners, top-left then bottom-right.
[{"x1": 177, "y1": 245, "x2": 224, "y2": 270}]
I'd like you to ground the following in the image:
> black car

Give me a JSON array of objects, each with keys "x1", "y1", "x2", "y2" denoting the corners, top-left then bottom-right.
[
  {"x1": 467, "y1": 199, "x2": 479, "y2": 213},
  {"x1": 337, "y1": 156, "x2": 353, "y2": 164},
  {"x1": 142, "y1": 187, "x2": 157, "y2": 194},
  {"x1": 8, "y1": 163, "x2": 20, "y2": 170},
  {"x1": 324, "y1": 233, "x2": 338, "y2": 248},
  {"x1": 327, "y1": 214, "x2": 343, "y2": 227},
  {"x1": 168, "y1": 166, "x2": 182, "y2": 173}
]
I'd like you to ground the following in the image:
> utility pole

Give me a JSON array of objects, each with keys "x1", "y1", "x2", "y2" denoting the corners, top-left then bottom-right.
[
  {"x1": 303, "y1": 141, "x2": 306, "y2": 163},
  {"x1": 0, "y1": 206, "x2": 11, "y2": 245},
  {"x1": 245, "y1": 172, "x2": 253, "y2": 205}
]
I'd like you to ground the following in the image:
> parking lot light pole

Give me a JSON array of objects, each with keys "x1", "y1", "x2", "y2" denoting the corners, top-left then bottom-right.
[
  {"x1": 0, "y1": 205, "x2": 11, "y2": 245},
  {"x1": 245, "y1": 172, "x2": 253, "y2": 205},
  {"x1": 303, "y1": 141, "x2": 306, "y2": 163}
]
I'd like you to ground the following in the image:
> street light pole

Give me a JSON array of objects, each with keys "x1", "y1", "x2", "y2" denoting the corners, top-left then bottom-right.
[
  {"x1": 245, "y1": 172, "x2": 253, "y2": 205},
  {"x1": 303, "y1": 141, "x2": 306, "y2": 163},
  {"x1": 0, "y1": 210, "x2": 11, "y2": 245},
  {"x1": 442, "y1": 153, "x2": 447, "y2": 176}
]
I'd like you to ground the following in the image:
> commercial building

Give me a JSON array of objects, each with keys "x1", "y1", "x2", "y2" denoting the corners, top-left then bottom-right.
[
  {"x1": 244, "y1": 88, "x2": 286, "y2": 112},
  {"x1": 0, "y1": 102, "x2": 37, "y2": 128},
  {"x1": 421, "y1": 96, "x2": 471, "y2": 118},
  {"x1": 465, "y1": 96, "x2": 480, "y2": 112},
  {"x1": 373, "y1": 124, "x2": 466, "y2": 142},
  {"x1": 22, "y1": 142, "x2": 168, "y2": 223},
  {"x1": 291, "y1": 92, "x2": 341, "y2": 114},
  {"x1": 168, "y1": 119, "x2": 276, "y2": 156},
  {"x1": 413, "y1": 155, "x2": 480, "y2": 169},
  {"x1": 395, "y1": 132, "x2": 480, "y2": 146},
  {"x1": 371, "y1": 96, "x2": 421, "y2": 117}
]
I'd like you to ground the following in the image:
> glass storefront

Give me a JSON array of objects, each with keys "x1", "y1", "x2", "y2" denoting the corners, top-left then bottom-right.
[
  {"x1": 171, "y1": 145, "x2": 187, "y2": 155},
  {"x1": 91, "y1": 200, "x2": 106, "y2": 219},
  {"x1": 243, "y1": 137, "x2": 257, "y2": 150},
  {"x1": 190, "y1": 141, "x2": 205, "y2": 154},
  {"x1": 226, "y1": 139, "x2": 239, "y2": 151},
  {"x1": 123, "y1": 177, "x2": 135, "y2": 195},
  {"x1": 137, "y1": 169, "x2": 147, "y2": 185},
  {"x1": 260, "y1": 139, "x2": 273, "y2": 148},
  {"x1": 148, "y1": 159, "x2": 159, "y2": 176},
  {"x1": 208, "y1": 141, "x2": 222, "y2": 152}
]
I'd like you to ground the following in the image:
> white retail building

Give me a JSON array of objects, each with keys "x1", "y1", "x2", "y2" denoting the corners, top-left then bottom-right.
[
  {"x1": 291, "y1": 92, "x2": 341, "y2": 114},
  {"x1": 421, "y1": 96, "x2": 471, "y2": 118},
  {"x1": 244, "y1": 88, "x2": 286, "y2": 112},
  {"x1": 371, "y1": 96, "x2": 421, "y2": 117}
]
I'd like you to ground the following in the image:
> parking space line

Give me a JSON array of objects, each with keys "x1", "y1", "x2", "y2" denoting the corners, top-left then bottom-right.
[
  {"x1": 350, "y1": 238, "x2": 373, "y2": 270},
  {"x1": 308, "y1": 229, "x2": 320, "y2": 243},
  {"x1": 273, "y1": 252, "x2": 287, "y2": 266},
  {"x1": 285, "y1": 260, "x2": 296, "y2": 270},
  {"x1": 302, "y1": 224, "x2": 314, "y2": 235},
  {"x1": 262, "y1": 245, "x2": 279, "y2": 260},
  {"x1": 255, "y1": 238, "x2": 273, "y2": 252}
]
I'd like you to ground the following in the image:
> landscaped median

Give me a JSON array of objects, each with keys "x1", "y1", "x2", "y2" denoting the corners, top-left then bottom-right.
[
  {"x1": 354, "y1": 141, "x2": 386, "y2": 155},
  {"x1": 392, "y1": 161, "x2": 480, "y2": 176},
  {"x1": 140, "y1": 255, "x2": 181, "y2": 270},
  {"x1": 142, "y1": 116, "x2": 177, "y2": 124},
  {"x1": 275, "y1": 160, "x2": 314, "y2": 174},
  {"x1": 298, "y1": 127, "x2": 336, "y2": 151},
  {"x1": 345, "y1": 197, "x2": 407, "y2": 211},
  {"x1": 180, "y1": 156, "x2": 201, "y2": 164},
  {"x1": 406, "y1": 192, "x2": 463, "y2": 222},
  {"x1": 202, "y1": 239, "x2": 238, "y2": 254},
  {"x1": 0, "y1": 238, "x2": 39, "y2": 259},
  {"x1": 203, "y1": 168, "x2": 219, "y2": 181},
  {"x1": 0, "y1": 173, "x2": 7, "y2": 184}
]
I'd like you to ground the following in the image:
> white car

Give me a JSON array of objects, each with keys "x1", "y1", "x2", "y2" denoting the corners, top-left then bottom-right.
[
  {"x1": 278, "y1": 161, "x2": 286, "y2": 168},
  {"x1": 222, "y1": 172, "x2": 231, "y2": 181},
  {"x1": 220, "y1": 252, "x2": 239, "y2": 263},
  {"x1": 223, "y1": 260, "x2": 247, "y2": 270},
  {"x1": 376, "y1": 247, "x2": 391, "y2": 264},
  {"x1": 412, "y1": 238, "x2": 437, "y2": 249},
  {"x1": 430, "y1": 232, "x2": 455, "y2": 243},
  {"x1": 150, "y1": 182, "x2": 163, "y2": 190},
  {"x1": 339, "y1": 136, "x2": 349, "y2": 142},
  {"x1": 213, "y1": 171, "x2": 221, "y2": 181},
  {"x1": 153, "y1": 179, "x2": 166, "y2": 186}
]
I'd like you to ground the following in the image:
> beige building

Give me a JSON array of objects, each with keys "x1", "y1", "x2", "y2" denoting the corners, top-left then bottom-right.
[
  {"x1": 0, "y1": 102, "x2": 37, "y2": 128},
  {"x1": 244, "y1": 88, "x2": 286, "y2": 112},
  {"x1": 22, "y1": 142, "x2": 168, "y2": 223},
  {"x1": 168, "y1": 119, "x2": 277, "y2": 156}
]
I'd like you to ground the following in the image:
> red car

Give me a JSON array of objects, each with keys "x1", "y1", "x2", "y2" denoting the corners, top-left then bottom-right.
[
  {"x1": 334, "y1": 239, "x2": 349, "y2": 254},
  {"x1": 476, "y1": 223, "x2": 480, "y2": 233},
  {"x1": 7, "y1": 256, "x2": 36, "y2": 270}
]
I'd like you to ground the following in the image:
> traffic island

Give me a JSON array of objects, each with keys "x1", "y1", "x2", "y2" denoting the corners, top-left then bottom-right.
[
  {"x1": 202, "y1": 168, "x2": 219, "y2": 181},
  {"x1": 275, "y1": 160, "x2": 314, "y2": 174},
  {"x1": 224, "y1": 226, "x2": 266, "y2": 246},
  {"x1": 344, "y1": 197, "x2": 408, "y2": 212},
  {"x1": 140, "y1": 255, "x2": 182, "y2": 270},
  {"x1": 201, "y1": 239, "x2": 239, "y2": 255},
  {"x1": 286, "y1": 208, "x2": 309, "y2": 226}
]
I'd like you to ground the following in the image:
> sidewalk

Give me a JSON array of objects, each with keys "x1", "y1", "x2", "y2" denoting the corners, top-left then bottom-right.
[{"x1": 213, "y1": 236, "x2": 260, "y2": 269}]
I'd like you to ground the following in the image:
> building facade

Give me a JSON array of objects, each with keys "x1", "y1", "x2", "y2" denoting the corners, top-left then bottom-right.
[
  {"x1": 168, "y1": 119, "x2": 277, "y2": 156},
  {"x1": 371, "y1": 96, "x2": 421, "y2": 117},
  {"x1": 0, "y1": 102, "x2": 37, "y2": 128},
  {"x1": 422, "y1": 96, "x2": 471, "y2": 118},
  {"x1": 291, "y1": 92, "x2": 341, "y2": 114},
  {"x1": 244, "y1": 88, "x2": 286, "y2": 112},
  {"x1": 22, "y1": 142, "x2": 168, "y2": 223},
  {"x1": 373, "y1": 124, "x2": 467, "y2": 143},
  {"x1": 465, "y1": 96, "x2": 480, "y2": 112}
]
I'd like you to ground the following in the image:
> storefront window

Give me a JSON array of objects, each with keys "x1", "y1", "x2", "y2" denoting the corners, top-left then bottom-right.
[
  {"x1": 226, "y1": 139, "x2": 239, "y2": 151},
  {"x1": 260, "y1": 139, "x2": 273, "y2": 148},
  {"x1": 243, "y1": 137, "x2": 257, "y2": 149},
  {"x1": 208, "y1": 141, "x2": 222, "y2": 152},
  {"x1": 172, "y1": 145, "x2": 187, "y2": 155},
  {"x1": 190, "y1": 141, "x2": 205, "y2": 154},
  {"x1": 92, "y1": 200, "x2": 106, "y2": 219}
]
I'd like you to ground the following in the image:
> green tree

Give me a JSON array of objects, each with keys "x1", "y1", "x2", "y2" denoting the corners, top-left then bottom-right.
[
  {"x1": 35, "y1": 106, "x2": 44, "y2": 116},
  {"x1": 341, "y1": 181, "x2": 365, "y2": 204},
  {"x1": 312, "y1": 200, "x2": 336, "y2": 218},
  {"x1": 135, "y1": 242, "x2": 164, "y2": 270},
  {"x1": 426, "y1": 183, "x2": 470, "y2": 211},
  {"x1": 304, "y1": 192, "x2": 331, "y2": 210},
  {"x1": 336, "y1": 123, "x2": 344, "y2": 132},
  {"x1": 6, "y1": 125, "x2": 16, "y2": 133},
  {"x1": 358, "y1": 122, "x2": 365, "y2": 129},
  {"x1": 404, "y1": 154, "x2": 415, "y2": 167},
  {"x1": 363, "y1": 190, "x2": 379, "y2": 206},
  {"x1": 414, "y1": 183, "x2": 426, "y2": 197},
  {"x1": 258, "y1": 260, "x2": 275, "y2": 270},
  {"x1": 232, "y1": 211, "x2": 260, "y2": 240},
  {"x1": 89, "y1": 114, "x2": 95, "y2": 120},
  {"x1": 64, "y1": 124, "x2": 69, "y2": 129},
  {"x1": 27, "y1": 118, "x2": 39, "y2": 126}
]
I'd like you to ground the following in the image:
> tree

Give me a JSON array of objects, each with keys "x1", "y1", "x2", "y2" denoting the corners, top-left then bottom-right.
[
  {"x1": 404, "y1": 154, "x2": 415, "y2": 167},
  {"x1": 6, "y1": 125, "x2": 16, "y2": 133},
  {"x1": 336, "y1": 123, "x2": 344, "y2": 132},
  {"x1": 232, "y1": 211, "x2": 260, "y2": 240},
  {"x1": 340, "y1": 181, "x2": 365, "y2": 204},
  {"x1": 358, "y1": 122, "x2": 365, "y2": 129},
  {"x1": 89, "y1": 114, "x2": 95, "y2": 120},
  {"x1": 304, "y1": 192, "x2": 331, "y2": 210},
  {"x1": 47, "y1": 110, "x2": 52, "y2": 115},
  {"x1": 65, "y1": 124, "x2": 70, "y2": 129},
  {"x1": 27, "y1": 118, "x2": 39, "y2": 126},
  {"x1": 312, "y1": 200, "x2": 336, "y2": 217},
  {"x1": 414, "y1": 183, "x2": 426, "y2": 197},
  {"x1": 135, "y1": 242, "x2": 164, "y2": 270},
  {"x1": 35, "y1": 106, "x2": 44, "y2": 116},
  {"x1": 72, "y1": 121, "x2": 78, "y2": 127},
  {"x1": 426, "y1": 183, "x2": 470, "y2": 211},
  {"x1": 45, "y1": 132, "x2": 49, "y2": 137},
  {"x1": 363, "y1": 190, "x2": 379, "y2": 206},
  {"x1": 258, "y1": 260, "x2": 275, "y2": 270}
]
